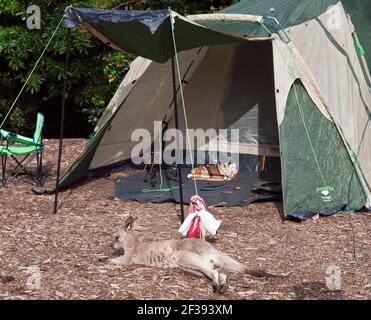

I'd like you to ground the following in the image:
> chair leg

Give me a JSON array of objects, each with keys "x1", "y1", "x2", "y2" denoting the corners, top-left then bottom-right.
[
  {"x1": 36, "y1": 152, "x2": 43, "y2": 187},
  {"x1": 36, "y1": 153, "x2": 40, "y2": 186},
  {"x1": 7, "y1": 154, "x2": 35, "y2": 186},
  {"x1": 1, "y1": 154, "x2": 7, "y2": 186},
  {"x1": 11, "y1": 155, "x2": 33, "y2": 178},
  {"x1": 4, "y1": 152, "x2": 43, "y2": 187}
]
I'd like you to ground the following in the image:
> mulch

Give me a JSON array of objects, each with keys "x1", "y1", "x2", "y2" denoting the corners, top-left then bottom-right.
[{"x1": 0, "y1": 139, "x2": 369, "y2": 300}]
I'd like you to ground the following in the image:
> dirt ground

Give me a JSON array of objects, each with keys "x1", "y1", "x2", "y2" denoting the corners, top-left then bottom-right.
[{"x1": 0, "y1": 139, "x2": 369, "y2": 300}]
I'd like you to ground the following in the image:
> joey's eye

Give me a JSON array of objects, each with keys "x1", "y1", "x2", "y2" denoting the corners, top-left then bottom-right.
[{"x1": 115, "y1": 236, "x2": 120, "y2": 241}]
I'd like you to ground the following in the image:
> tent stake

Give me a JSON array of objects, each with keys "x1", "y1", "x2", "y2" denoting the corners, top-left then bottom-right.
[
  {"x1": 53, "y1": 29, "x2": 71, "y2": 214},
  {"x1": 170, "y1": 53, "x2": 185, "y2": 223}
]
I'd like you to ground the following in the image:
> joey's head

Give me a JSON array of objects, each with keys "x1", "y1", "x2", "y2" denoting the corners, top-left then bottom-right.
[{"x1": 112, "y1": 216, "x2": 138, "y2": 253}]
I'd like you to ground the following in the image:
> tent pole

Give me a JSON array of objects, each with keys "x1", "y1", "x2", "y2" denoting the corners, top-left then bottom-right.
[
  {"x1": 170, "y1": 53, "x2": 185, "y2": 223},
  {"x1": 53, "y1": 29, "x2": 71, "y2": 214}
]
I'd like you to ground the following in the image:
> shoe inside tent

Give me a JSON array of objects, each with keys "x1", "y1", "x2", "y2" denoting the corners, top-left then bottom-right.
[{"x1": 55, "y1": 0, "x2": 371, "y2": 220}]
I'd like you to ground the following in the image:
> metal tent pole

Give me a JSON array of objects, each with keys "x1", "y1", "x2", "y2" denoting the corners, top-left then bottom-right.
[
  {"x1": 53, "y1": 29, "x2": 71, "y2": 214},
  {"x1": 170, "y1": 52, "x2": 185, "y2": 223}
]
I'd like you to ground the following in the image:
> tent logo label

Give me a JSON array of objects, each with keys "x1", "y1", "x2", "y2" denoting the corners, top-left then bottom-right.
[{"x1": 316, "y1": 186, "x2": 335, "y2": 202}]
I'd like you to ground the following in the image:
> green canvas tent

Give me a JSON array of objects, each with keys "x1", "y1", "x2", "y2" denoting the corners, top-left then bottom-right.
[{"x1": 57, "y1": 0, "x2": 371, "y2": 219}]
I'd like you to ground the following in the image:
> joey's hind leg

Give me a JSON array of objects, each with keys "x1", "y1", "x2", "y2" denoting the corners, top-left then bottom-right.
[{"x1": 176, "y1": 251, "x2": 228, "y2": 294}]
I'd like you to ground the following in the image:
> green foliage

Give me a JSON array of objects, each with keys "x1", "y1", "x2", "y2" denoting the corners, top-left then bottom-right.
[
  {"x1": 0, "y1": 0, "x2": 237, "y2": 138},
  {"x1": 0, "y1": 0, "x2": 22, "y2": 15}
]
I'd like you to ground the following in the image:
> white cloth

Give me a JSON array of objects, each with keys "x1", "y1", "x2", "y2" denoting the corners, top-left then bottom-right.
[{"x1": 178, "y1": 209, "x2": 221, "y2": 236}]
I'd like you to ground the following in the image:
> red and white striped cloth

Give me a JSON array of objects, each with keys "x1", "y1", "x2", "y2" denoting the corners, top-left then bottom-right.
[{"x1": 178, "y1": 195, "x2": 221, "y2": 239}]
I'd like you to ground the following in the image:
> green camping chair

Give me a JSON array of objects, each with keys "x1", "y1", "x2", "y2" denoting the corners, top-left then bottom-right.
[{"x1": 0, "y1": 113, "x2": 44, "y2": 186}]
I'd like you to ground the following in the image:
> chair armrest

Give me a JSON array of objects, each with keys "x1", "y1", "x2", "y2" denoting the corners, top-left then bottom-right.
[
  {"x1": 0, "y1": 129, "x2": 8, "y2": 139},
  {"x1": 1, "y1": 130, "x2": 35, "y2": 146}
]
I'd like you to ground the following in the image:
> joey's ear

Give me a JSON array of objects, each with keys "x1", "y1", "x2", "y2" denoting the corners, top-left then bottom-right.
[{"x1": 124, "y1": 216, "x2": 137, "y2": 231}]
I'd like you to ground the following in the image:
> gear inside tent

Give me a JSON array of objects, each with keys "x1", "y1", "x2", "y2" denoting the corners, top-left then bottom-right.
[{"x1": 55, "y1": 0, "x2": 371, "y2": 220}]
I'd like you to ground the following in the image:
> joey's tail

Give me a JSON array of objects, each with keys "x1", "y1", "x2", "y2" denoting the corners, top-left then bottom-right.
[{"x1": 213, "y1": 250, "x2": 287, "y2": 278}]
